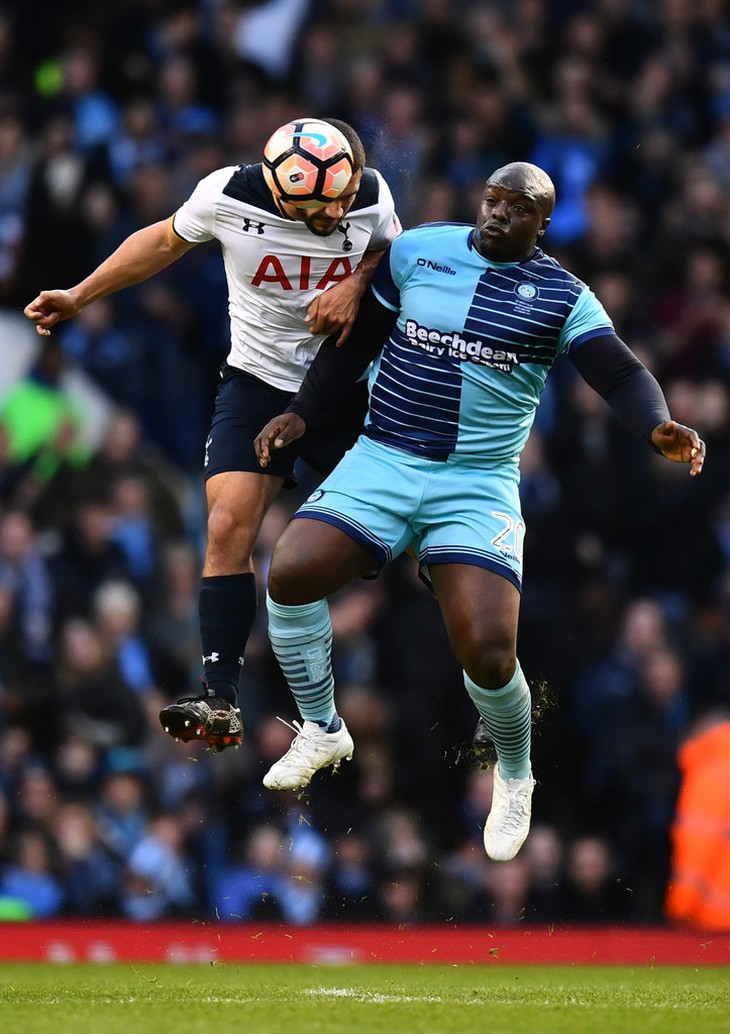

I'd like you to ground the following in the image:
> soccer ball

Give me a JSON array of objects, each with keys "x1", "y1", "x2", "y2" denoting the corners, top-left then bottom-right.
[{"x1": 262, "y1": 118, "x2": 355, "y2": 210}]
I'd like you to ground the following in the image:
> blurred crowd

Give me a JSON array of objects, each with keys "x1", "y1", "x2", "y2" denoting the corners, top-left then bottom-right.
[{"x1": 1, "y1": 0, "x2": 730, "y2": 929}]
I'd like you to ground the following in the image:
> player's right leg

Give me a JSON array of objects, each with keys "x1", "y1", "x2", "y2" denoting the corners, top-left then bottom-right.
[
  {"x1": 159, "y1": 469, "x2": 282, "y2": 751},
  {"x1": 263, "y1": 435, "x2": 418, "y2": 787},
  {"x1": 263, "y1": 516, "x2": 379, "y2": 789},
  {"x1": 160, "y1": 366, "x2": 293, "y2": 752}
]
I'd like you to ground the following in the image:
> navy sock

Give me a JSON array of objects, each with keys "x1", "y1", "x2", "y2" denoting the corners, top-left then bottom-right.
[{"x1": 199, "y1": 573, "x2": 257, "y2": 705}]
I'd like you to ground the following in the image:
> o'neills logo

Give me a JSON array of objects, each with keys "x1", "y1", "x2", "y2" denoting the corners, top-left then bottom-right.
[
  {"x1": 417, "y1": 257, "x2": 456, "y2": 275},
  {"x1": 404, "y1": 320, "x2": 518, "y2": 372}
]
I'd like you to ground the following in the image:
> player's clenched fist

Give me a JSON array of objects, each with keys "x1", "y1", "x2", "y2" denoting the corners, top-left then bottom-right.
[{"x1": 23, "y1": 289, "x2": 80, "y2": 336}]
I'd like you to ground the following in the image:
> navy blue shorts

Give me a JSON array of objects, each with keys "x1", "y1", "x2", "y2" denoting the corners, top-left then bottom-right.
[{"x1": 204, "y1": 364, "x2": 369, "y2": 488}]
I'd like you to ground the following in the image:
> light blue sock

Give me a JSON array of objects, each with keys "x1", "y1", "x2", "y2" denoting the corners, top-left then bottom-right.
[
  {"x1": 266, "y1": 592, "x2": 340, "y2": 731},
  {"x1": 464, "y1": 663, "x2": 532, "y2": 779}
]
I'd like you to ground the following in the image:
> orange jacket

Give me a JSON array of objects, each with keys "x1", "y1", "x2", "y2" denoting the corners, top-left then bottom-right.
[{"x1": 665, "y1": 719, "x2": 730, "y2": 930}]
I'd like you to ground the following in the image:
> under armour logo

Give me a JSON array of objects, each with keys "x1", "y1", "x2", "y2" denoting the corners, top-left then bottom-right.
[
  {"x1": 337, "y1": 221, "x2": 353, "y2": 251},
  {"x1": 242, "y1": 218, "x2": 265, "y2": 234},
  {"x1": 202, "y1": 652, "x2": 220, "y2": 664}
]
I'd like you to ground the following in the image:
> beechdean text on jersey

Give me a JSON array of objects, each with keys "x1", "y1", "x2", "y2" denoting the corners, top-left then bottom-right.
[{"x1": 404, "y1": 320, "x2": 518, "y2": 372}]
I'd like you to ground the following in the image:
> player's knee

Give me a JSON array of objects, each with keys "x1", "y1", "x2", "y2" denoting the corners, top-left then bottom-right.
[
  {"x1": 206, "y1": 506, "x2": 237, "y2": 544},
  {"x1": 206, "y1": 506, "x2": 252, "y2": 556},
  {"x1": 268, "y1": 535, "x2": 315, "y2": 604},
  {"x1": 268, "y1": 554, "x2": 305, "y2": 603},
  {"x1": 459, "y1": 630, "x2": 515, "y2": 689}
]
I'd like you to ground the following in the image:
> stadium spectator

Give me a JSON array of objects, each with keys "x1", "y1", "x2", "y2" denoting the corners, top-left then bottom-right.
[
  {"x1": 522, "y1": 823, "x2": 566, "y2": 923},
  {"x1": 486, "y1": 856, "x2": 533, "y2": 925},
  {"x1": 92, "y1": 579, "x2": 158, "y2": 696},
  {"x1": 107, "y1": 474, "x2": 162, "y2": 598},
  {"x1": 121, "y1": 813, "x2": 196, "y2": 920},
  {"x1": 94, "y1": 763, "x2": 151, "y2": 861},
  {"x1": 0, "y1": 509, "x2": 55, "y2": 669},
  {"x1": 70, "y1": 408, "x2": 187, "y2": 539},
  {"x1": 52, "y1": 734, "x2": 101, "y2": 802},
  {"x1": 13, "y1": 764, "x2": 59, "y2": 834},
  {"x1": 562, "y1": 834, "x2": 633, "y2": 924},
  {"x1": 373, "y1": 862, "x2": 432, "y2": 924},
  {"x1": 146, "y1": 539, "x2": 204, "y2": 701},
  {"x1": 54, "y1": 617, "x2": 147, "y2": 749},
  {"x1": 16, "y1": 114, "x2": 100, "y2": 300},
  {"x1": 213, "y1": 822, "x2": 287, "y2": 922},
  {"x1": 321, "y1": 828, "x2": 375, "y2": 921},
  {"x1": 0, "y1": 108, "x2": 31, "y2": 305},
  {"x1": 665, "y1": 709, "x2": 730, "y2": 930},
  {"x1": 47, "y1": 495, "x2": 133, "y2": 626},
  {"x1": 53, "y1": 800, "x2": 119, "y2": 916},
  {"x1": 613, "y1": 647, "x2": 689, "y2": 920},
  {"x1": 0, "y1": 828, "x2": 63, "y2": 918},
  {"x1": 0, "y1": 337, "x2": 88, "y2": 483},
  {"x1": 530, "y1": 56, "x2": 614, "y2": 245}
]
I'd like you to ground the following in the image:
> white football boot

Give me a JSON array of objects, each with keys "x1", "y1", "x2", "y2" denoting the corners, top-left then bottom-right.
[
  {"x1": 483, "y1": 766, "x2": 535, "y2": 861},
  {"x1": 263, "y1": 719, "x2": 354, "y2": 790}
]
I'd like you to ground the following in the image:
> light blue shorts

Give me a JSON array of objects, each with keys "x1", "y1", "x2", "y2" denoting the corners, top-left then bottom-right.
[{"x1": 294, "y1": 435, "x2": 525, "y2": 591}]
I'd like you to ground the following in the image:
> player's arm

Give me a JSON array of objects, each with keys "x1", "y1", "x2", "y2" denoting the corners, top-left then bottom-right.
[
  {"x1": 305, "y1": 247, "x2": 387, "y2": 345},
  {"x1": 23, "y1": 218, "x2": 197, "y2": 336},
  {"x1": 255, "y1": 288, "x2": 396, "y2": 467},
  {"x1": 571, "y1": 333, "x2": 705, "y2": 476}
]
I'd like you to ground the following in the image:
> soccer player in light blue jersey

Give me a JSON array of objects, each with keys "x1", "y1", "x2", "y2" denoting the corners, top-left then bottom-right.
[{"x1": 253, "y1": 162, "x2": 705, "y2": 862}]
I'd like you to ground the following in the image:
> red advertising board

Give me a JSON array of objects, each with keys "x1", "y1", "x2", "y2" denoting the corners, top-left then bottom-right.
[{"x1": 0, "y1": 923, "x2": 727, "y2": 965}]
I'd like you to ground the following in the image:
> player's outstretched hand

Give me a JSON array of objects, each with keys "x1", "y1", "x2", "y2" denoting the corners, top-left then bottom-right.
[
  {"x1": 255, "y1": 413, "x2": 307, "y2": 468},
  {"x1": 651, "y1": 420, "x2": 705, "y2": 477},
  {"x1": 23, "y1": 289, "x2": 80, "y2": 336}
]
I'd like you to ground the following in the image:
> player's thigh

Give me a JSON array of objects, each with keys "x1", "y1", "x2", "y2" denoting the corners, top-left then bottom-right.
[
  {"x1": 416, "y1": 462, "x2": 525, "y2": 592},
  {"x1": 415, "y1": 462, "x2": 523, "y2": 662},
  {"x1": 270, "y1": 517, "x2": 379, "y2": 604},
  {"x1": 294, "y1": 436, "x2": 420, "y2": 570},
  {"x1": 429, "y1": 562, "x2": 521, "y2": 657}
]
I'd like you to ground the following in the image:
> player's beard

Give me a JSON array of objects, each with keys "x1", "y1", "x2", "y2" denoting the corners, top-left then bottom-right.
[{"x1": 302, "y1": 212, "x2": 341, "y2": 236}]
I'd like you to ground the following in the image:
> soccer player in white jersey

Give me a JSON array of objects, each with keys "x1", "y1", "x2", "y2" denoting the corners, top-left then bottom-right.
[
  {"x1": 253, "y1": 162, "x2": 706, "y2": 862},
  {"x1": 23, "y1": 118, "x2": 400, "y2": 752}
]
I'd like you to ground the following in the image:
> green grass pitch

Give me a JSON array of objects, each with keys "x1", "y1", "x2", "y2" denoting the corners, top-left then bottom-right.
[{"x1": 1, "y1": 962, "x2": 728, "y2": 1034}]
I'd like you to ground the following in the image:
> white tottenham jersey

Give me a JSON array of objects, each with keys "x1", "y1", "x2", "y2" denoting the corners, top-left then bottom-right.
[{"x1": 173, "y1": 163, "x2": 400, "y2": 391}]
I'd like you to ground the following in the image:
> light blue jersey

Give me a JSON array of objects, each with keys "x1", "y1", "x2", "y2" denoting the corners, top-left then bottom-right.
[
  {"x1": 367, "y1": 223, "x2": 613, "y2": 465},
  {"x1": 296, "y1": 225, "x2": 615, "y2": 588}
]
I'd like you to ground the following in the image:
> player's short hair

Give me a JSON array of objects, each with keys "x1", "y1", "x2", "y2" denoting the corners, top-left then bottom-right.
[{"x1": 323, "y1": 118, "x2": 366, "y2": 171}]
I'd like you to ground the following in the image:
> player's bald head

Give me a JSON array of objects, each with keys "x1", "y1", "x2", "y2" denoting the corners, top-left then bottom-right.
[{"x1": 486, "y1": 163, "x2": 556, "y2": 218}]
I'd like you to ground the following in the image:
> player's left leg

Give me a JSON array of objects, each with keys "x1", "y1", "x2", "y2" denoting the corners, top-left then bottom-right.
[{"x1": 429, "y1": 563, "x2": 535, "y2": 861}]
